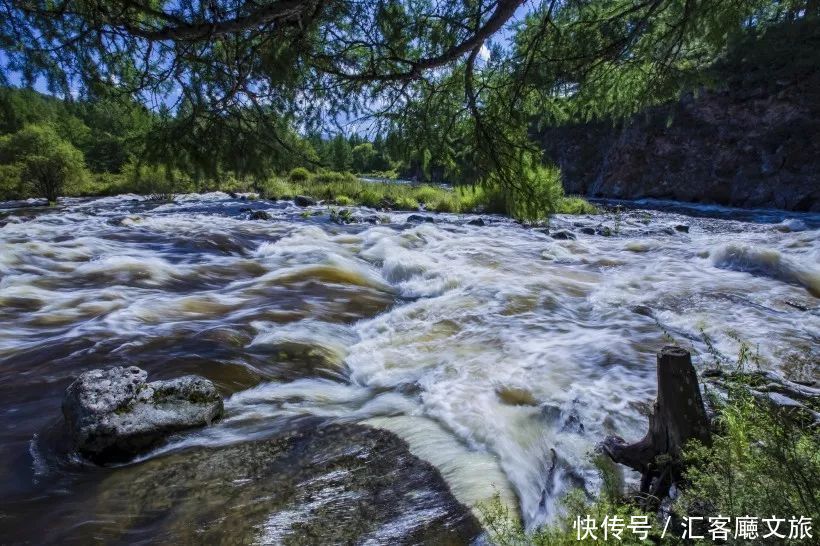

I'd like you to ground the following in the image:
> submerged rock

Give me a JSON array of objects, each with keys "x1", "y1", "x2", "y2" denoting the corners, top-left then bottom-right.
[
  {"x1": 62, "y1": 366, "x2": 223, "y2": 463},
  {"x1": 496, "y1": 386, "x2": 538, "y2": 406},
  {"x1": 250, "y1": 210, "x2": 271, "y2": 220},
  {"x1": 407, "y1": 214, "x2": 436, "y2": 223},
  {"x1": 294, "y1": 195, "x2": 317, "y2": 207},
  {"x1": 550, "y1": 230, "x2": 576, "y2": 240},
  {"x1": 86, "y1": 422, "x2": 481, "y2": 544}
]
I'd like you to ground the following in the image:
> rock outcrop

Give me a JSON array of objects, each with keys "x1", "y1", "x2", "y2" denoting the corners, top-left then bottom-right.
[
  {"x1": 74, "y1": 422, "x2": 482, "y2": 544},
  {"x1": 541, "y1": 20, "x2": 820, "y2": 212},
  {"x1": 62, "y1": 366, "x2": 223, "y2": 463}
]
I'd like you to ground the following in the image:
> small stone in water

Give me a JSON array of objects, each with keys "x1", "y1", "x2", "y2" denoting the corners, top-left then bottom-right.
[
  {"x1": 250, "y1": 210, "x2": 270, "y2": 220},
  {"x1": 551, "y1": 230, "x2": 576, "y2": 240}
]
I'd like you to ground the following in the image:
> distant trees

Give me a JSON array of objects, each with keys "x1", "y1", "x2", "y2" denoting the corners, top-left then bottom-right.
[{"x1": 0, "y1": 124, "x2": 86, "y2": 202}]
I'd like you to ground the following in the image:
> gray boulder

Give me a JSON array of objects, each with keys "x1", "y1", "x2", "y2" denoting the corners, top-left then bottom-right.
[
  {"x1": 550, "y1": 229, "x2": 576, "y2": 240},
  {"x1": 85, "y1": 422, "x2": 481, "y2": 544},
  {"x1": 293, "y1": 195, "x2": 316, "y2": 207},
  {"x1": 62, "y1": 366, "x2": 223, "y2": 463}
]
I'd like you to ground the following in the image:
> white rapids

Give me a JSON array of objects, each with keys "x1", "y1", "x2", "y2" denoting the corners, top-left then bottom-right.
[{"x1": 1, "y1": 192, "x2": 818, "y2": 528}]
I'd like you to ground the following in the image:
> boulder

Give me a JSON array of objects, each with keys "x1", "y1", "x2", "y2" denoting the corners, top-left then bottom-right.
[
  {"x1": 550, "y1": 230, "x2": 576, "y2": 240},
  {"x1": 62, "y1": 366, "x2": 223, "y2": 463},
  {"x1": 70, "y1": 422, "x2": 482, "y2": 544},
  {"x1": 249, "y1": 210, "x2": 270, "y2": 220},
  {"x1": 407, "y1": 214, "x2": 435, "y2": 223},
  {"x1": 674, "y1": 224, "x2": 690, "y2": 233},
  {"x1": 294, "y1": 195, "x2": 316, "y2": 207},
  {"x1": 579, "y1": 226, "x2": 596, "y2": 235},
  {"x1": 467, "y1": 217, "x2": 486, "y2": 226}
]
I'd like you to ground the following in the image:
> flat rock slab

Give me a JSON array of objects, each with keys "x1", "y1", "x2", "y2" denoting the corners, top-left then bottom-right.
[
  {"x1": 63, "y1": 366, "x2": 223, "y2": 463},
  {"x1": 78, "y1": 422, "x2": 482, "y2": 544}
]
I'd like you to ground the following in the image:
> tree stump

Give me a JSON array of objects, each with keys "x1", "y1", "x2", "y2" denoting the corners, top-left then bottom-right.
[{"x1": 602, "y1": 346, "x2": 710, "y2": 505}]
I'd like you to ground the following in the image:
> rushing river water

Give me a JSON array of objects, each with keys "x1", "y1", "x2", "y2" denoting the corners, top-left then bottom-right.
[{"x1": 0, "y1": 193, "x2": 818, "y2": 542}]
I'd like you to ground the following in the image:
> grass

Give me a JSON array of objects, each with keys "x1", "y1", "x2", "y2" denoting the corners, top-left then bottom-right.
[
  {"x1": 2, "y1": 163, "x2": 597, "y2": 220},
  {"x1": 258, "y1": 170, "x2": 597, "y2": 218}
]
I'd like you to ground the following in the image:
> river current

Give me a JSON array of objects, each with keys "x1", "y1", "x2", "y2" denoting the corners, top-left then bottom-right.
[{"x1": 0, "y1": 193, "x2": 818, "y2": 540}]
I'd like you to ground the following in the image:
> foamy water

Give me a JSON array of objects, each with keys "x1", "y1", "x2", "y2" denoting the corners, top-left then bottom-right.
[{"x1": 1, "y1": 193, "x2": 818, "y2": 533}]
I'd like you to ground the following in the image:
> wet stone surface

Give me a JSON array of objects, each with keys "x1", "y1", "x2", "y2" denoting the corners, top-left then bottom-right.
[
  {"x1": 63, "y1": 366, "x2": 224, "y2": 463},
  {"x1": 77, "y1": 422, "x2": 482, "y2": 545}
]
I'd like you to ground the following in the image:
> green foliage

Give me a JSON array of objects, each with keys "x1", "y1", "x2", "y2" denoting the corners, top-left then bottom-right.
[
  {"x1": 677, "y1": 391, "x2": 820, "y2": 541},
  {"x1": 289, "y1": 167, "x2": 311, "y2": 182},
  {"x1": 121, "y1": 161, "x2": 193, "y2": 201},
  {"x1": 0, "y1": 163, "x2": 24, "y2": 200},
  {"x1": 260, "y1": 177, "x2": 301, "y2": 200},
  {"x1": 0, "y1": 124, "x2": 87, "y2": 202}
]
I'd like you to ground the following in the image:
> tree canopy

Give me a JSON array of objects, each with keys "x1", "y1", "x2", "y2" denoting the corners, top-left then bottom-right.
[{"x1": 2, "y1": 0, "x2": 817, "y2": 209}]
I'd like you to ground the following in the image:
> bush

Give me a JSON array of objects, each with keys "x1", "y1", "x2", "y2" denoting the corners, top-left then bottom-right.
[
  {"x1": 0, "y1": 124, "x2": 87, "y2": 202},
  {"x1": 334, "y1": 195, "x2": 354, "y2": 206},
  {"x1": 557, "y1": 196, "x2": 598, "y2": 215},
  {"x1": 0, "y1": 163, "x2": 25, "y2": 200},
  {"x1": 288, "y1": 167, "x2": 311, "y2": 182},
  {"x1": 121, "y1": 160, "x2": 192, "y2": 201},
  {"x1": 677, "y1": 389, "x2": 820, "y2": 539},
  {"x1": 260, "y1": 176, "x2": 301, "y2": 199},
  {"x1": 393, "y1": 195, "x2": 419, "y2": 210}
]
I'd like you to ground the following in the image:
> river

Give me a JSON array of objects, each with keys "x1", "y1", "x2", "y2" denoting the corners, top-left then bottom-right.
[{"x1": 0, "y1": 193, "x2": 818, "y2": 542}]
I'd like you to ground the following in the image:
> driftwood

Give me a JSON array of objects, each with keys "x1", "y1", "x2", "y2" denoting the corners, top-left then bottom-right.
[{"x1": 602, "y1": 346, "x2": 710, "y2": 506}]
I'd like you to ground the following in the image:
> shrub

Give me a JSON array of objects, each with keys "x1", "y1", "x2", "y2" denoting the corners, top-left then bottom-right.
[
  {"x1": 121, "y1": 160, "x2": 192, "y2": 201},
  {"x1": 334, "y1": 195, "x2": 354, "y2": 206},
  {"x1": 557, "y1": 196, "x2": 598, "y2": 215},
  {"x1": 393, "y1": 195, "x2": 419, "y2": 210},
  {"x1": 0, "y1": 124, "x2": 87, "y2": 202},
  {"x1": 0, "y1": 163, "x2": 25, "y2": 200},
  {"x1": 413, "y1": 185, "x2": 442, "y2": 204},
  {"x1": 677, "y1": 389, "x2": 820, "y2": 537},
  {"x1": 260, "y1": 176, "x2": 301, "y2": 199},
  {"x1": 288, "y1": 167, "x2": 311, "y2": 182}
]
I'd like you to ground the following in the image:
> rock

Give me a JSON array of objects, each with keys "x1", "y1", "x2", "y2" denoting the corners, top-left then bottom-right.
[
  {"x1": 249, "y1": 210, "x2": 270, "y2": 220},
  {"x1": 227, "y1": 191, "x2": 238, "y2": 199},
  {"x1": 596, "y1": 226, "x2": 613, "y2": 237},
  {"x1": 539, "y1": 43, "x2": 820, "y2": 212},
  {"x1": 407, "y1": 214, "x2": 435, "y2": 223},
  {"x1": 78, "y1": 422, "x2": 481, "y2": 544},
  {"x1": 496, "y1": 386, "x2": 538, "y2": 406},
  {"x1": 579, "y1": 226, "x2": 596, "y2": 235},
  {"x1": 360, "y1": 214, "x2": 385, "y2": 224},
  {"x1": 62, "y1": 366, "x2": 223, "y2": 463},
  {"x1": 674, "y1": 224, "x2": 690, "y2": 233},
  {"x1": 550, "y1": 230, "x2": 576, "y2": 240},
  {"x1": 294, "y1": 195, "x2": 316, "y2": 207},
  {"x1": 238, "y1": 207, "x2": 253, "y2": 213},
  {"x1": 467, "y1": 217, "x2": 486, "y2": 226},
  {"x1": 785, "y1": 300, "x2": 809, "y2": 311}
]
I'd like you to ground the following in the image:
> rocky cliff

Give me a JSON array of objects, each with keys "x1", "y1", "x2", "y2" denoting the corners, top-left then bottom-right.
[{"x1": 541, "y1": 19, "x2": 820, "y2": 212}]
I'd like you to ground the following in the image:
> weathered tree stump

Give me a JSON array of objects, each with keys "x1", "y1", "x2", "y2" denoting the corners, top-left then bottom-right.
[{"x1": 602, "y1": 346, "x2": 710, "y2": 505}]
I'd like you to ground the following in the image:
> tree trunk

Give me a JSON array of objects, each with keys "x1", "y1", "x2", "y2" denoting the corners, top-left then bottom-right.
[{"x1": 602, "y1": 346, "x2": 710, "y2": 505}]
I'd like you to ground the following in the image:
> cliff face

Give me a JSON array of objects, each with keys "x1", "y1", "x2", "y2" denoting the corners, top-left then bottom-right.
[{"x1": 541, "y1": 21, "x2": 820, "y2": 212}]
